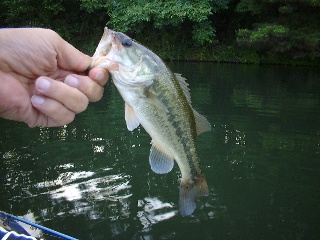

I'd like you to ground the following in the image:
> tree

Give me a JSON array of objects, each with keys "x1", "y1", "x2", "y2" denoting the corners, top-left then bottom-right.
[
  {"x1": 81, "y1": 0, "x2": 229, "y2": 46},
  {"x1": 234, "y1": 0, "x2": 320, "y2": 59},
  {"x1": 0, "y1": 0, "x2": 107, "y2": 53}
]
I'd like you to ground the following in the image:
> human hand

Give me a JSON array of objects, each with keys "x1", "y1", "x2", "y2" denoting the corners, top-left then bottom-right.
[{"x1": 0, "y1": 28, "x2": 109, "y2": 127}]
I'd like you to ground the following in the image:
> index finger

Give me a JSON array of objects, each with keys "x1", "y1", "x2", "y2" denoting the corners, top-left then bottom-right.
[{"x1": 53, "y1": 30, "x2": 92, "y2": 72}]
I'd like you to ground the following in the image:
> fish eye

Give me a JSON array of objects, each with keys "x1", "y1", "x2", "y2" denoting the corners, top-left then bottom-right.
[{"x1": 122, "y1": 38, "x2": 133, "y2": 47}]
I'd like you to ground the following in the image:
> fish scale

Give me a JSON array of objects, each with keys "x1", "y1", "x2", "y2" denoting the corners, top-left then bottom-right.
[{"x1": 149, "y1": 76, "x2": 197, "y2": 167}]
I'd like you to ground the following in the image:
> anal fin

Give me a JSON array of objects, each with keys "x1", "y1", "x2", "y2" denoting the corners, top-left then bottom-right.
[{"x1": 149, "y1": 140, "x2": 174, "y2": 174}]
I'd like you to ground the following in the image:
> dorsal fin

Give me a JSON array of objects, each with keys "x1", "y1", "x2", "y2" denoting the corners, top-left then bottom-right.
[
  {"x1": 175, "y1": 73, "x2": 211, "y2": 136},
  {"x1": 175, "y1": 73, "x2": 191, "y2": 105}
]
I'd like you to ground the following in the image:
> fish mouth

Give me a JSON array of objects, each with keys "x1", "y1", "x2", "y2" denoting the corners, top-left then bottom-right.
[{"x1": 90, "y1": 28, "x2": 117, "y2": 69}]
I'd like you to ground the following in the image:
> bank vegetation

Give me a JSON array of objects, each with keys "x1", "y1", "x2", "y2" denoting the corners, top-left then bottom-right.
[{"x1": 1, "y1": 0, "x2": 319, "y2": 65}]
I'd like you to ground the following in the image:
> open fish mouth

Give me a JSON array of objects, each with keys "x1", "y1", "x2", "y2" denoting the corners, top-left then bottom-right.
[
  {"x1": 90, "y1": 28, "x2": 140, "y2": 75},
  {"x1": 91, "y1": 28, "x2": 116, "y2": 68}
]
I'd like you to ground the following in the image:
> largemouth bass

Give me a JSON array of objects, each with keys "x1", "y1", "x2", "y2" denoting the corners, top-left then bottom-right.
[{"x1": 91, "y1": 28, "x2": 211, "y2": 216}]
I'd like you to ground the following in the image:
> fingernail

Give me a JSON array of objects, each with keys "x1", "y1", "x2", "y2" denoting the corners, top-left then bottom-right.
[
  {"x1": 65, "y1": 75, "x2": 79, "y2": 87},
  {"x1": 36, "y1": 77, "x2": 51, "y2": 91},
  {"x1": 95, "y1": 72, "x2": 104, "y2": 81},
  {"x1": 31, "y1": 95, "x2": 45, "y2": 105}
]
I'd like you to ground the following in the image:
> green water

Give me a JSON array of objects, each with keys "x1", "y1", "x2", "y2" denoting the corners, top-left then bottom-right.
[{"x1": 1, "y1": 62, "x2": 319, "y2": 240}]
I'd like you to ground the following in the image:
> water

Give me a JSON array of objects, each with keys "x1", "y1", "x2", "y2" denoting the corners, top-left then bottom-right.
[{"x1": 0, "y1": 62, "x2": 319, "y2": 240}]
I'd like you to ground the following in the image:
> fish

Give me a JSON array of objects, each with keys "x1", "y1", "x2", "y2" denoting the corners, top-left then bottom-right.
[{"x1": 91, "y1": 28, "x2": 211, "y2": 216}]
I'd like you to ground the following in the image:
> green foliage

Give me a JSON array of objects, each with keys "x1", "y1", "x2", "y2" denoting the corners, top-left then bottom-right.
[
  {"x1": 235, "y1": 0, "x2": 264, "y2": 14},
  {"x1": 237, "y1": 24, "x2": 289, "y2": 46},
  {"x1": 1, "y1": 0, "x2": 64, "y2": 27},
  {"x1": 236, "y1": 24, "x2": 320, "y2": 60},
  {"x1": 289, "y1": 28, "x2": 320, "y2": 59},
  {"x1": 106, "y1": 0, "x2": 211, "y2": 30},
  {"x1": 80, "y1": 0, "x2": 107, "y2": 12},
  {"x1": 192, "y1": 21, "x2": 216, "y2": 46},
  {"x1": 0, "y1": 0, "x2": 107, "y2": 54},
  {"x1": 233, "y1": 0, "x2": 320, "y2": 62},
  {"x1": 101, "y1": 0, "x2": 228, "y2": 46},
  {"x1": 0, "y1": 0, "x2": 319, "y2": 64},
  {"x1": 236, "y1": 0, "x2": 320, "y2": 15}
]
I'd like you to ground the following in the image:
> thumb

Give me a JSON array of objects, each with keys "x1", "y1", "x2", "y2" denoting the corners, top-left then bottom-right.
[{"x1": 54, "y1": 35, "x2": 92, "y2": 72}]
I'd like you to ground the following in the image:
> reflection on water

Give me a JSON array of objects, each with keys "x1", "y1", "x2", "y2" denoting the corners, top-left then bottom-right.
[
  {"x1": 1, "y1": 63, "x2": 319, "y2": 239},
  {"x1": 36, "y1": 171, "x2": 131, "y2": 202},
  {"x1": 137, "y1": 197, "x2": 177, "y2": 229},
  {"x1": 34, "y1": 165, "x2": 132, "y2": 223}
]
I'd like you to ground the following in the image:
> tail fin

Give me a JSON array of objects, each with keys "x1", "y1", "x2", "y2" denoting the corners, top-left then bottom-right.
[{"x1": 179, "y1": 175, "x2": 209, "y2": 216}]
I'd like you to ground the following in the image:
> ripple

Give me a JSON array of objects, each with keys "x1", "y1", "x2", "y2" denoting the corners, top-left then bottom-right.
[{"x1": 137, "y1": 197, "x2": 177, "y2": 229}]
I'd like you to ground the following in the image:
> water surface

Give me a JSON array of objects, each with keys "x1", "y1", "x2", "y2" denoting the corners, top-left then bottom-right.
[{"x1": 1, "y1": 62, "x2": 319, "y2": 239}]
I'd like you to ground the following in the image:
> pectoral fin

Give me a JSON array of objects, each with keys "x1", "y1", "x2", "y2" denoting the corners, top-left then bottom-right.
[
  {"x1": 149, "y1": 140, "x2": 174, "y2": 174},
  {"x1": 144, "y1": 86, "x2": 169, "y2": 113},
  {"x1": 125, "y1": 103, "x2": 140, "y2": 131}
]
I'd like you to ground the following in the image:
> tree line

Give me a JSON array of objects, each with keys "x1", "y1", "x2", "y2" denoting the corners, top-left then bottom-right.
[{"x1": 1, "y1": 0, "x2": 319, "y2": 65}]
